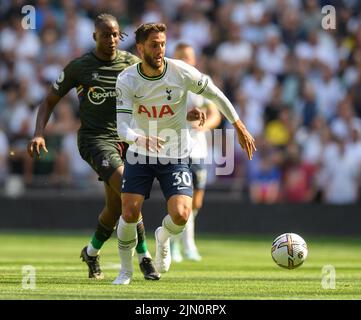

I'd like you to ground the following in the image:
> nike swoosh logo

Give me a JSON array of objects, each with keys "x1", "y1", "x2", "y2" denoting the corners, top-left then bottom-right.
[
  {"x1": 134, "y1": 95, "x2": 144, "y2": 98},
  {"x1": 177, "y1": 186, "x2": 189, "y2": 190}
]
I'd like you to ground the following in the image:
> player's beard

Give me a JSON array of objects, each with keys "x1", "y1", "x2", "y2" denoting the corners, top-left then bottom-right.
[{"x1": 144, "y1": 51, "x2": 163, "y2": 70}]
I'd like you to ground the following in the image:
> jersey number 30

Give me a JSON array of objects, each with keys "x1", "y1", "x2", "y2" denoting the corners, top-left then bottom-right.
[{"x1": 172, "y1": 171, "x2": 192, "y2": 187}]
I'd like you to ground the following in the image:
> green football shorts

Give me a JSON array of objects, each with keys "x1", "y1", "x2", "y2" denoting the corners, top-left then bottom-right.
[{"x1": 78, "y1": 140, "x2": 127, "y2": 184}]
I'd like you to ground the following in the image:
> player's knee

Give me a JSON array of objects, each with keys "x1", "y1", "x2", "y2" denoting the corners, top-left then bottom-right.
[
  {"x1": 99, "y1": 208, "x2": 118, "y2": 229},
  {"x1": 173, "y1": 216, "x2": 187, "y2": 226},
  {"x1": 121, "y1": 205, "x2": 140, "y2": 223},
  {"x1": 172, "y1": 204, "x2": 192, "y2": 225}
]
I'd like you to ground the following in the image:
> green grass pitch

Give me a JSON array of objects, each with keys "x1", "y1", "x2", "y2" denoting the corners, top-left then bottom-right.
[{"x1": 1, "y1": 232, "x2": 360, "y2": 300}]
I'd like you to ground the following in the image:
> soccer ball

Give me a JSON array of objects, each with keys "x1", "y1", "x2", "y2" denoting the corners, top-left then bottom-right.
[{"x1": 271, "y1": 233, "x2": 308, "y2": 269}]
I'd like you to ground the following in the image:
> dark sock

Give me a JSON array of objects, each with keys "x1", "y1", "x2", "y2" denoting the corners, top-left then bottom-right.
[
  {"x1": 90, "y1": 221, "x2": 114, "y2": 250},
  {"x1": 136, "y1": 219, "x2": 148, "y2": 254}
]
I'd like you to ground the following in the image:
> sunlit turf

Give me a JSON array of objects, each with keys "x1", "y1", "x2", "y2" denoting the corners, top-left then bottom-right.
[{"x1": 0, "y1": 232, "x2": 360, "y2": 300}]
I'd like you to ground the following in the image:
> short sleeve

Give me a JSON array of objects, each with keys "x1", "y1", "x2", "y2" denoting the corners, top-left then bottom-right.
[
  {"x1": 115, "y1": 72, "x2": 134, "y2": 116},
  {"x1": 51, "y1": 61, "x2": 78, "y2": 97}
]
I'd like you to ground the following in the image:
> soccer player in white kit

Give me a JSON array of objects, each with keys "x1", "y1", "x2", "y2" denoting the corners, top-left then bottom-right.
[
  {"x1": 113, "y1": 23, "x2": 256, "y2": 284},
  {"x1": 170, "y1": 42, "x2": 222, "y2": 262}
]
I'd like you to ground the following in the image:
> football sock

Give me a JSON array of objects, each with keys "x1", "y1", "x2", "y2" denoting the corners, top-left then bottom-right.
[
  {"x1": 171, "y1": 232, "x2": 182, "y2": 245},
  {"x1": 183, "y1": 211, "x2": 197, "y2": 253},
  {"x1": 136, "y1": 218, "x2": 148, "y2": 254},
  {"x1": 137, "y1": 251, "x2": 152, "y2": 263},
  {"x1": 87, "y1": 221, "x2": 114, "y2": 257},
  {"x1": 158, "y1": 214, "x2": 186, "y2": 244},
  {"x1": 87, "y1": 242, "x2": 100, "y2": 257},
  {"x1": 117, "y1": 216, "x2": 137, "y2": 271}
]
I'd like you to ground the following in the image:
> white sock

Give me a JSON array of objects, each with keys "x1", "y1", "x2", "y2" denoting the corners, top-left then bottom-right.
[
  {"x1": 137, "y1": 251, "x2": 152, "y2": 263},
  {"x1": 171, "y1": 233, "x2": 182, "y2": 246},
  {"x1": 117, "y1": 216, "x2": 137, "y2": 272},
  {"x1": 183, "y1": 210, "x2": 197, "y2": 253},
  {"x1": 86, "y1": 242, "x2": 100, "y2": 257},
  {"x1": 157, "y1": 214, "x2": 186, "y2": 244}
]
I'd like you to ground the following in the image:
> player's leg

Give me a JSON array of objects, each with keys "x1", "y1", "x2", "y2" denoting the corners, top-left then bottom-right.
[
  {"x1": 113, "y1": 192, "x2": 144, "y2": 285},
  {"x1": 84, "y1": 176, "x2": 121, "y2": 259},
  {"x1": 170, "y1": 232, "x2": 183, "y2": 263},
  {"x1": 183, "y1": 163, "x2": 207, "y2": 261},
  {"x1": 113, "y1": 160, "x2": 157, "y2": 284},
  {"x1": 155, "y1": 194, "x2": 192, "y2": 273},
  {"x1": 78, "y1": 145, "x2": 118, "y2": 279},
  {"x1": 183, "y1": 188, "x2": 204, "y2": 261},
  {"x1": 80, "y1": 205, "x2": 108, "y2": 279},
  {"x1": 155, "y1": 163, "x2": 193, "y2": 272},
  {"x1": 79, "y1": 142, "x2": 157, "y2": 280},
  {"x1": 106, "y1": 166, "x2": 159, "y2": 280},
  {"x1": 79, "y1": 145, "x2": 122, "y2": 279},
  {"x1": 80, "y1": 180, "x2": 119, "y2": 280}
]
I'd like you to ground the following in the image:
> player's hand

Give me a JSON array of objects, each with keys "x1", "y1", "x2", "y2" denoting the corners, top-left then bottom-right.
[
  {"x1": 27, "y1": 136, "x2": 48, "y2": 158},
  {"x1": 135, "y1": 135, "x2": 165, "y2": 153},
  {"x1": 233, "y1": 120, "x2": 256, "y2": 160},
  {"x1": 118, "y1": 141, "x2": 129, "y2": 160},
  {"x1": 186, "y1": 108, "x2": 206, "y2": 127}
]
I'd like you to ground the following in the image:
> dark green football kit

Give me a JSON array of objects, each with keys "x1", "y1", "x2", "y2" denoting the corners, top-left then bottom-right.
[{"x1": 52, "y1": 50, "x2": 139, "y2": 183}]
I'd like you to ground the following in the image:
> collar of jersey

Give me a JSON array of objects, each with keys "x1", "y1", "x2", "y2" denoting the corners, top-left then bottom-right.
[
  {"x1": 91, "y1": 50, "x2": 118, "y2": 63},
  {"x1": 137, "y1": 59, "x2": 168, "y2": 81}
]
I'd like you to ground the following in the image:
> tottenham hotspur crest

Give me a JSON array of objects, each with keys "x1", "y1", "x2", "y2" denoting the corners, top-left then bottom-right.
[{"x1": 166, "y1": 88, "x2": 172, "y2": 100}]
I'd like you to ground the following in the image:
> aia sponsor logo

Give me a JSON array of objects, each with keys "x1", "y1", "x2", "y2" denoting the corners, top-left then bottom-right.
[{"x1": 137, "y1": 105, "x2": 174, "y2": 118}]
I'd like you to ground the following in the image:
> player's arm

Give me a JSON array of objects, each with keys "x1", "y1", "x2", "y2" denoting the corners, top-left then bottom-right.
[
  {"x1": 203, "y1": 101, "x2": 221, "y2": 130},
  {"x1": 28, "y1": 92, "x2": 61, "y2": 158},
  {"x1": 115, "y1": 74, "x2": 141, "y2": 144},
  {"x1": 186, "y1": 101, "x2": 220, "y2": 130},
  {"x1": 201, "y1": 80, "x2": 256, "y2": 160},
  {"x1": 28, "y1": 63, "x2": 76, "y2": 158},
  {"x1": 183, "y1": 62, "x2": 256, "y2": 160},
  {"x1": 117, "y1": 114, "x2": 164, "y2": 153},
  {"x1": 186, "y1": 108, "x2": 206, "y2": 126},
  {"x1": 115, "y1": 75, "x2": 164, "y2": 152}
]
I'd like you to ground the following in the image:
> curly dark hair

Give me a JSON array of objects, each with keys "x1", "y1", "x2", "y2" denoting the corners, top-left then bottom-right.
[{"x1": 94, "y1": 13, "x2": 127, "y2": 41}]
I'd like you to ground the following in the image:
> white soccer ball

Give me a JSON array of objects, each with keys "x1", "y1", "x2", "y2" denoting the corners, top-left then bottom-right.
[{"x1": 271, "y1": 233, "x2": 308, "y2": 269}]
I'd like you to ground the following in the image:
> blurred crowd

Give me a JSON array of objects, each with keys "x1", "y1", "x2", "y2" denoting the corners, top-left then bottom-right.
[{"x1": 1, "y1": 0, "x2": 361, "y2": 204}]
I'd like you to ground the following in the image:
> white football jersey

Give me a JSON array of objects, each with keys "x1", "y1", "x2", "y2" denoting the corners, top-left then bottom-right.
[
  {"x1": 116, "y1": 58, "x2": 209, "y2": 159},
  {"x1": 187, "y1": 93, "x2": 210, "y2": 159}
]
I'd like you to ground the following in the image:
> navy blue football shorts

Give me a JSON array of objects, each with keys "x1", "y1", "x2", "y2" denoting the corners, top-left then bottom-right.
[{"x1": 122, "y1": 153, "x2": 193, "y2": 200}]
